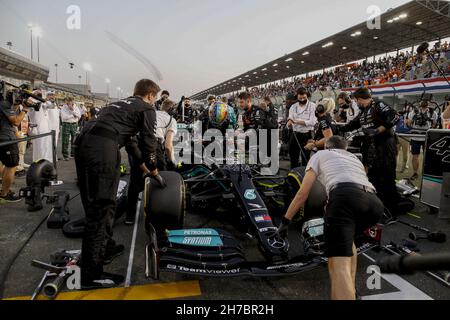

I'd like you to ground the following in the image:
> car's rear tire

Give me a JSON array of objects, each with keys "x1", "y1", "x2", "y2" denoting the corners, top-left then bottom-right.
[
  {"x1": 144, "y1": 171, "x2": 185, "y2": 233},
  {"x1": 284, "y1": 167, "x2": 327, "y2": 220}
]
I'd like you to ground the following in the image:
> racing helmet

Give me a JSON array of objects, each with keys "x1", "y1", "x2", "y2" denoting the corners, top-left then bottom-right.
[{"x1": 208, "y1": 101, "x2": 228, "y2": 127}]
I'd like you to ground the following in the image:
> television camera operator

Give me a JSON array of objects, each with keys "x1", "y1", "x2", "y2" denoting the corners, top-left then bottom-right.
[
  {"x1": 339, "y1": 87, "x2": 403, "y2": 216},
  {"x1": 406, "y1": 100, "x2": 439, "y2": 180},
  {"x1": 0, "y1": 87, "x2": 39, "y2": 203}
]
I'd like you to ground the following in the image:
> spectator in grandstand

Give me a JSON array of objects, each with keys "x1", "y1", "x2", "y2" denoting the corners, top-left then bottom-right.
[
  {"x1": 61, "y1": 97, "x2": 81, "y2": 161},
  {"x1": 28, "y1": 90, "x2": 53, "y2": 163},
  {"x1": 155, "y1": 90, "x2": 170, "y2": 111},
  {"x1": 335, "y1": 92, "x2": 359, "y2": 124},
  {"x1": 287, "y1": 87, "x2": 317, "y2": 169},
  {"x1": 0, "y1": 97, "x2": 30, "y2": 203},
  {"x1": 305, "y1": 98, "x2": 336, "y2": 151},
  {"x1": 406, "y1": 101, "x2": 439, "y2": 180}
]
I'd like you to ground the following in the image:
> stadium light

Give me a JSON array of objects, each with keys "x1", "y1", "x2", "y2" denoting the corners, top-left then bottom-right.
[
  {"x1": 322, "y1": 42, "x2": 333, "y2": 48},
  {"x1": 285, "y1": 57, "x2": 293, "y2": 62},
  {"x1": 388, "y1": 13, "x2": 408, "y2": 23},
  {"x1": 253, "y1": 72, "x2": 257, "y2": 74},
  {"x1": 286, "y1": 66, "x2": 290, "y2": 69},
  {"x1": 301, "y1": 61, "x2": 305, "y2": 64},
  {"x1": 373, "y1": 36, "x2": 379, "y2": 40},
  {"x1": 351, "y1": 31, "x2": 362, "y2": 37},
  {"x1": 273, "y1": 63, "x2": 278, "y2": 67},
  {"x1": 262, "y1": 68, "x2": 267, "y2": 71},
  {"x1": 416, "y1": 21, "x2": 423, "y2": 25},
  {"x1": 342, "y1": 46, "x2": 348, "y2": 50},
  {"x1": 302, "y1": 51, "x2": 309, "y2": 56}
]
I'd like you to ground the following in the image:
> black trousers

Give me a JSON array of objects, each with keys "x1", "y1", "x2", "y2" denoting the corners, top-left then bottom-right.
[
  {"x1": 363, "y1": 136, "x2": 400, "y2": 214},
  {"x1": 75, "y1": 134, "x2": 120, "y2": 282},
  {"x1": 289, "y1": 131, "x2": 312, "y2": 169}
]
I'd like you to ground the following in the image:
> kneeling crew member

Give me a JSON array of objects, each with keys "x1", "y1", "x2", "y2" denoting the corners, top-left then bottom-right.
[
  {"x1": 75, "y1": 79, "x2": 165, "y2": 289},
  {"x1": 278, "y1": 136, "x2": 383, "y2": 300},
  {"x1": 340, "y1": 87, "x2": 400, "y2": 215}
]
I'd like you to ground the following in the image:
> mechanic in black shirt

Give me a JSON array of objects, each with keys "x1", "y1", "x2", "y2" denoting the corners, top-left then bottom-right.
[
  {"x1": 305, "y1": 99, "x2": 336, "y2": 151},
  {"x1": 238, "y1": 92, "x2": 266, "y2": 132},
  {"x1": 74, "y1": 79, "x2": 165, "y2": 289},
  {"x1": 176, "y1": 96, "x2": 195, "y2": 124},
  {"x1": 340, "y1": 87, "x2": 401, "y2": 215},
  {"x1": 155, "y1": 90, "x2": 170, "y2": 111}
]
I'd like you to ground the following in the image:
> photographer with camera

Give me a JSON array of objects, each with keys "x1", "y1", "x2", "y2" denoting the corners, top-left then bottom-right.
[
  {"x1": 406, "y1": 100, "x2": 439, "y2": 180},
  {"x1": 0, "y1": 97, "x2": 30, "y2": 203}
]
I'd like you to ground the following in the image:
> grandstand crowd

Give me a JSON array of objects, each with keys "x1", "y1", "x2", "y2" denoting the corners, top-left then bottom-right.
[{"x1": 243, "y1": 41, "x2": 450, "y2": 99}]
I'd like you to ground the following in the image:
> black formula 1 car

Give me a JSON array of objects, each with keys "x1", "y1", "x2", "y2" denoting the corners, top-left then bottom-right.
[{"x1": 143, "y1": 163, "x2": 383, "y2": 279}]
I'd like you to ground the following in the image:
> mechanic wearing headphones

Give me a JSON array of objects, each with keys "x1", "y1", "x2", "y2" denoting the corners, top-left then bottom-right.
[
  {"x1": 339, "y1": 87, "x2": 401, "y2": 216},
  {"x1": 305, "y1": 98, "x2": 336, "y2": 151},
  {"x1": 406, "y1": 100, "x2": 439, "y2": 180},
  {"x1": 287, "y1": 87, "x2": 317, "y2": 169},
  {"x1": 75, "y1": 79, "x2": 166, "y2": 289},
  {"x1": 277, "y1": 136, "x2": 383, "y2": 300}
]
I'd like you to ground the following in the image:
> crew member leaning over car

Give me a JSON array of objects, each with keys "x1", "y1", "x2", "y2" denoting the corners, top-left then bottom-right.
[
  {"x1": 276, "y1": 136, "x2": 384, "y2": 301},
  {"x1": 74, "y1": 79, "x2": 166, "y2": 289}
]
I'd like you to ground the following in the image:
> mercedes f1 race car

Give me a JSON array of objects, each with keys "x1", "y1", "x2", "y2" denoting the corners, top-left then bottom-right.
[{"x1": 143, "y1": 163, "x2": 383, "y2": 279}]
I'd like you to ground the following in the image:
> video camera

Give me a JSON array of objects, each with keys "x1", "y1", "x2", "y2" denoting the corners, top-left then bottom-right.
[{"x1": 0, "y1": 81, "x2": 46, "y2": 111}]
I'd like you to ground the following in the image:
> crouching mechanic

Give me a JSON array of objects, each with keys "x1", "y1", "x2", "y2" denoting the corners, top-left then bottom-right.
[
  {"x1": 75, "y1": 79, "x2": 166, "y2": 289},
  {"x1": 277, "y1": 136, "x2": 384, "y2": 300}
]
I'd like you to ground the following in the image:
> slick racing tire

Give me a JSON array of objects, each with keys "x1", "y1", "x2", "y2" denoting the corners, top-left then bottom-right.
[
  {"x1": 144, "y1": 171, "x2": 185, "y2": 233},
  {"x1": 284, "y1": 167, "x2": 327, "y2": 220},
  {"x1": 62, "y1": 218, "x2": 86, "y2": 238}
]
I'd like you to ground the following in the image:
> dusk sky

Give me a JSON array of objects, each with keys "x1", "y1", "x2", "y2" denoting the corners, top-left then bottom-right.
[{"x1": 0, "y1": 0, "x2": 409, "y2": 99}]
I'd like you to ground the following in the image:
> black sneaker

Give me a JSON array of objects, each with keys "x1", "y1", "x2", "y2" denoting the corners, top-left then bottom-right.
[
  {"x1": 104, "y1": 244, "x2": 125, "y2": 265},
  {"x1": 81, "y1": 272, "x2": 125, "y2": 290},
  {"x1": 0, "y1": 192, "x2": 23, "y2": 203}
]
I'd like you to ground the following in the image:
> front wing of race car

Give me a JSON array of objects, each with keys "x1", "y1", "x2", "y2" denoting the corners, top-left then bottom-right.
[
  {"x1": 145, "y1": 226, "x2": 327, "y2": 279},
  {"x1": 145, "y1": 225, "x2": 382, "y2": 279}
]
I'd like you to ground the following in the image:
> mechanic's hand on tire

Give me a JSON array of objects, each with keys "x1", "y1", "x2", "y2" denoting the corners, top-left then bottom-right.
[{"x1": 146, "y1": 170, "x2": 167, "y2": 189}]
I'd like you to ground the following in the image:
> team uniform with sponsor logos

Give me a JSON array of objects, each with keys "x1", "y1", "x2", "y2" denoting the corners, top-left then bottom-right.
[
  {"x1": 75, "y1": 96, "x2": 158, "y2": 285},
  {"x1": 341, "y1": 100, "x2": 400, "y2": 215}
]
